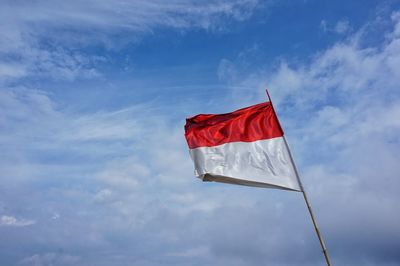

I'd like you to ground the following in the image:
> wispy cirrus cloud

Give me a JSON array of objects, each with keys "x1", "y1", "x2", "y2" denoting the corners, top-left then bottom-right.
[
  {"x1": 1, "y1": 0, "x2": 259, "y2": 33},
  {"x1": 0, "y1": 0, "x2": 259, "y2": 83},
  {"x1": 320, "y1": 19, "x2": 351, "y2": 34},
  {"x1": 19, "y1": 252, "x2": 80, "y2": 266},
  {"x1": 0, "y1": 215, "x2": 35, "y2": 227}
]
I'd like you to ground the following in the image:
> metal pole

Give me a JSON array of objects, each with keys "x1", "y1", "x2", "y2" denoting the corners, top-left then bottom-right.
[{"x1": 282, "y1": 136, "x2": 332, "y2": 266}]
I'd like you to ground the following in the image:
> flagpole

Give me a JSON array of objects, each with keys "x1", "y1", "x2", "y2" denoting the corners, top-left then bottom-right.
[
  {"x1": 282, "y1": 136, "x2": 332, "y2": 266},
  {"x1": 265, "y1": 89, "x2": 332, "y2": 266}
]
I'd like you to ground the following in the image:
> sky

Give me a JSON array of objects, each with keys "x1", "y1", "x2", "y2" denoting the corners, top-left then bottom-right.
[{"x1": 1, "y1": 0, "x2": 400, "y2": 265}]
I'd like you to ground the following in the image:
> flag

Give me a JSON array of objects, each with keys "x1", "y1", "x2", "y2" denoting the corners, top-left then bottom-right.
[{"x1": 184, "y1": 101, "x2": 302, "y2": 191}]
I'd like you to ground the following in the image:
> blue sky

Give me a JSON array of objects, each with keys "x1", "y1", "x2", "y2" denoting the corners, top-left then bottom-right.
[{"x1": 1, "y1": 1, "x2": 400, "y2": 265}]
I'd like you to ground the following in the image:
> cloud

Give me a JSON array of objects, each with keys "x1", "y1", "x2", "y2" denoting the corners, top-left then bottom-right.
[
  {"x1": 166, "y1": 246, "x2": 210, "y2": 258},
  {"x1": 320, "y1": 19, "x2": 351, "y2": 35},
  {"x1": 0, "y1": 0, "x2": 258, "y2": 32},
  {"x1": 218, "y1": 10, "x2": 400, "y2": 266},
  {"x1": 0, "y1": 215, "x2": 35, "y2": 227},
  {"x1": 0, "y1": 0, "x2": 259, "y2": 83},
  {"x1": 0, "y1": 0, "x2": 258, "y2": 47},
  {"x1": 1, "y1": 3, "x2": 399, "y2": 266},
  {"x1": 0, "y1": 86, "x2": 280, "y2": 266},
  {"x1": 19, "y1": 253, "x2": 80, "y2": 266},
  {"x1": 320, "y1": 20, "x2": 328, "y2": 32},
  {"x1": 334, "y1": 19, "x2": 350, "y2": 34}
]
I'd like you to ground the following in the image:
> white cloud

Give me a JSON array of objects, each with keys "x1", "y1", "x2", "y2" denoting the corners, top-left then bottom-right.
[
  {"x1": 19, "y1": 253, "x2": 80, "y2": 266},
  {"x1": 255, "y1": 15, "x2": 400, "y2": 108},
  {"x1": 320, "y1": 20, "x2": 328, "y2": 32},
  {"x1": 166, "y1": 246, "x2": 210, "y2": 258},
  {"x1": 1, "y1": 4, "x2": 399, "y2": 266},
  {"x1": 319, "y1": 19, "x2": 351, "y2": 34},
  {"x1": 0, "y1": 37, "x2": 101, "y2": 83},
  {"x1": 0, "y1": 0, "x2": 258, "y2": 33},
  {"x1": 334, "y1": 19, "x2": 350, "y2": 34},
  {"x1": 0, "y1": 215, "x2": 35, "y2": 227},
  {"x1": 0, "y1": 62, "x2": 27, "y2": 79},
  {"x1": 96, "y1": 157, "x2": 146, "y2": 190},
  {"x1": 218, "y1": 59, "x2": 238, "y2": 82},
  {"x1": 51, "y1": 213, "x2": 60, "y2": 220},
  {"x1": 61, "y1": 107, "x2": 148, "y2": 142},
  {"x1": 217, "y1": 11, "x2": 400, "y2": 265},
  {"x1": 0, "y1": 0, "x2": 259, "y2": 83}
]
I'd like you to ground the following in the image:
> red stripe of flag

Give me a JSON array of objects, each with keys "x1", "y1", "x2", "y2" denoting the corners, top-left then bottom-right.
[{"x1": 184, "y1": 102, "x2": 284, "y2": 149}]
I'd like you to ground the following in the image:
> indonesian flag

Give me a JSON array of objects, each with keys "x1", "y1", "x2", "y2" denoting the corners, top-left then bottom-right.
[{"x1": 184, "y1": 101, "x2": 302, "y2": 191}]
